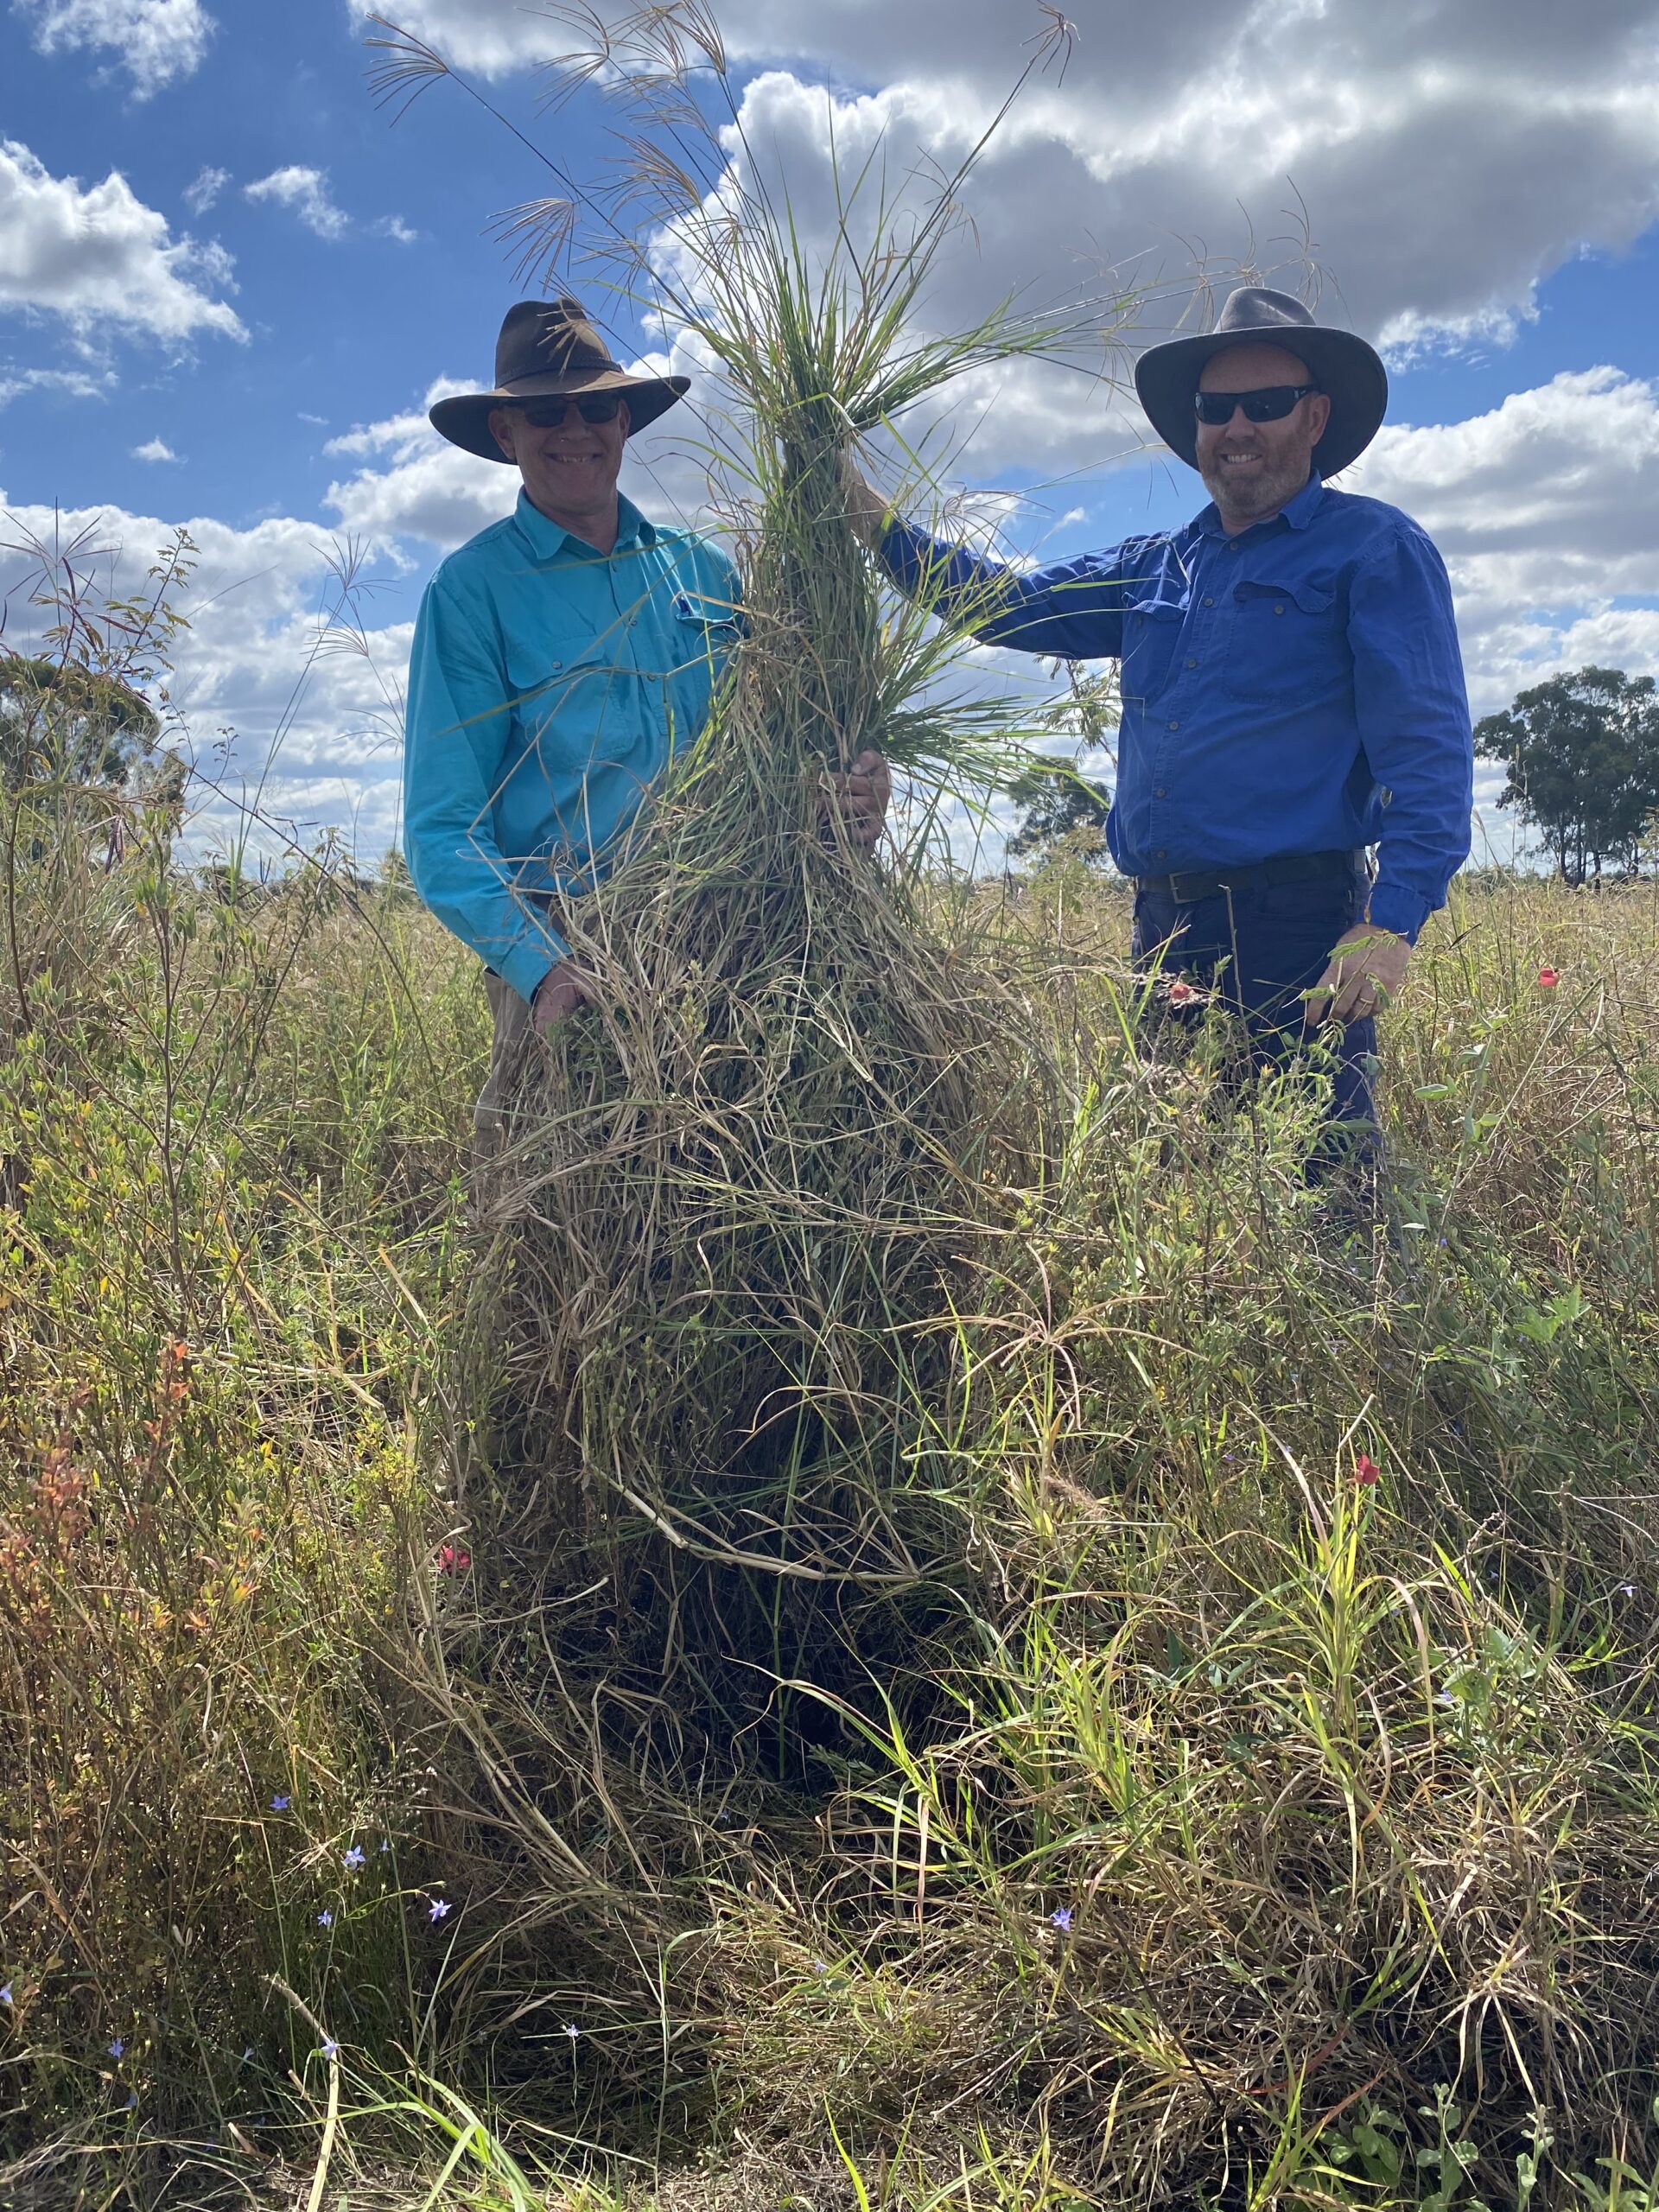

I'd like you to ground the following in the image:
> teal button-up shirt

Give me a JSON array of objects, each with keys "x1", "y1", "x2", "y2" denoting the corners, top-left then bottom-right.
[{"x1": 404, "y1": 489, "x2": 741, "y2": 1003}]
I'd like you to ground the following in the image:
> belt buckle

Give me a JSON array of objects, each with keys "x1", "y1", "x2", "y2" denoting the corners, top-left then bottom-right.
[{"x1": 1168, "y1": 868, "x2": 1211, "y2": 903}]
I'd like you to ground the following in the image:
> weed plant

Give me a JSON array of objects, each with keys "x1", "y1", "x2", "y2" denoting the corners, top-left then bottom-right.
[{"x1": 434, "y1": 2, "x2": 1103, "y2": 1779}]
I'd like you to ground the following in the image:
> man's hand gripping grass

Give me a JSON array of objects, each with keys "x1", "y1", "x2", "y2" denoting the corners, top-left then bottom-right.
[
  {"x1": 1305, "y1": 921, "x2": 1410, "y2": 1027},
  {"x1": 826, "y1": 748, "x2": 893, "y2": 852},
  {"x1": 835, "y1": 451, "x2": 890, "y2": 553},
  {"x1": 531, "y1": 960, "x2": 599, "y2": 1034}
]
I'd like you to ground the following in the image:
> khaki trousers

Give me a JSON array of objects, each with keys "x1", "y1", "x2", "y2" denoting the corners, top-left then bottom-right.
[{"x1": 474, "y1": 969, "x2": 535, "y2": 1169}]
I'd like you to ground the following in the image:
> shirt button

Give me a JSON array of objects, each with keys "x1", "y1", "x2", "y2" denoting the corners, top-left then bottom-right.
[
  {"x1": 1274, "y1": 603, "x2": 1286, "y2": 615},
  {"x1": 1167, "y1": 721, "x2": 1179, "y2": 731},
  {"x1": 1155, "y1": 849, "x2": 1167, "y2": 860},
  {"x1": 1202, "y1": 595, "x2": 1214, "y2": 607},
  {"x1": 1154, "y1": 785, "x2": 1166, "y2": 798},
  {"x1": 1185, "y1": 657, "x2": 1198, "y2": 668}
]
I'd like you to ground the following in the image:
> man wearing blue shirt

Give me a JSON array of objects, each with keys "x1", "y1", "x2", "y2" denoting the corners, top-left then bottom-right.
[
  {"x1": 404, "y1": 296, "x2": 888, "y2": 1154},
  {"x1": 842, "y1": 287, "x2": 1473, "y2": 1169}
]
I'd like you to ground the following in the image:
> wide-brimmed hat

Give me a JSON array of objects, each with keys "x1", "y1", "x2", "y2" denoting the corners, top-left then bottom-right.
[
  {"x1": 1134, "y1": 286, "x2": 1388, "y2": 479},
  {"x1": 429, "y1": 296, "x2": 690, "y2": 462}
]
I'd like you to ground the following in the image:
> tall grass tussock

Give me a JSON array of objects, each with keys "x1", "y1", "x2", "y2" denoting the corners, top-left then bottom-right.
[{"x1": 3, "y1": 7, "x2": 1659, "y2": 2207}]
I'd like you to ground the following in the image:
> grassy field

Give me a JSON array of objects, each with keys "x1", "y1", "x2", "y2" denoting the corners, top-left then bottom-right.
[{"x1": 3, "y1": 788, "x2": 1658, "y2": 2209}]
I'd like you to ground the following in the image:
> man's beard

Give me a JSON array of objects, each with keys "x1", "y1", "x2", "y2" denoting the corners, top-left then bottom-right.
[{"x1": 1198, "y1": 448, "x2": 1309, "y2": 521}]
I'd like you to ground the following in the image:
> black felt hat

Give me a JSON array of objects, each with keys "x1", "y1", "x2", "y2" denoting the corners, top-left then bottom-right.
[
  {"x1": 1134, "y1": 286, "x2": 1388, "y2": 478},
  {"x1": 429, "y1": 296, "x2": 690, "y2": 462}
]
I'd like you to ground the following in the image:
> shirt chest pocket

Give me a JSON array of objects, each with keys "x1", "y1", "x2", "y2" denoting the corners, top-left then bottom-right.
[
  {"x1": 1225, "y1": 576, "x2": 1340, "y2": 705},
  {"x1": 1120, "y1": 589, "x2": 1187, "y2": 707},
  {"x1": 504, "y1": 631, "x2": 632, "y2": 767},
  {"x1": 668, "y1": 590, "x2": 742, "y2": 676}
]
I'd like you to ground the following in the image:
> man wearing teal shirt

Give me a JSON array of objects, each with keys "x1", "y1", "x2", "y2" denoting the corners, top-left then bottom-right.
[{"x1": 404, "y1": 296, "x2": 889, "y2": 1152}]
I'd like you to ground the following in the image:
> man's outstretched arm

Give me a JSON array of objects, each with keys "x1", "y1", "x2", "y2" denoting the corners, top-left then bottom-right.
[{"x1": 836, "y1": 453, "x2": 1133, "y2": 662}]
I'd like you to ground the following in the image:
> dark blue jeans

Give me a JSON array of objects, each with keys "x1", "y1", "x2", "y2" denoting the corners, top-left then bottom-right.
[{"x1": 1131, "y1": 861, "x2": 1380, "y2": 1179}]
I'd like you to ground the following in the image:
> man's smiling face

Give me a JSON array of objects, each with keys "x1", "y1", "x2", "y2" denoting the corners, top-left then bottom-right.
[
  {"x1": 1194, "y1": 342, "x2": 1332, "y2": 533},
  {"x1": 489, "y1": 394, "x2": 631, "y2": 549}
]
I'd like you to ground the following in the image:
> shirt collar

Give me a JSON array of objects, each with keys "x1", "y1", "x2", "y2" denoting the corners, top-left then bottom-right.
[
  {"x1": 512, "y1": 486, "x2": 657, "y2": 559},
  {"x1": 1193, "y1": 468, "x2": 1325, "y2": 544}
]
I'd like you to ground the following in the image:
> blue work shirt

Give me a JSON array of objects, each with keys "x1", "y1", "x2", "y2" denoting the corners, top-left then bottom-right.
[
  {"x1": 880, "y1": 473, "x2": 1471, "y2": 943},
  {"x1": 404, "y1": 488, "x2": 741, "y2": 1003}
]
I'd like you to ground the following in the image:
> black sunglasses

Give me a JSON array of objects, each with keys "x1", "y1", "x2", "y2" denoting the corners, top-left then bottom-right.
[
  {"x1": 1193, "y1": 383, "x2": 1320, "y2": 425},
  {"x1": 509, "y1": 394, "x2": 624, "y2": 428}
]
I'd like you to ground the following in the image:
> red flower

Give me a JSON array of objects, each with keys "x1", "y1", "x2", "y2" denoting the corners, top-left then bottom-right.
[
  {"x1": 1537, "y1": 967, "x2": 1560, "y2": 989},
  {"x1": 1354, "y1": 1453, "x2": 1382, "y2": 1487},
  {"x1": 436, "y1": 1544, "x2": 471, "y2": 1575},
  {"x1": 1166, "y1": 978, "x2": 1198, "y2": 1007}
]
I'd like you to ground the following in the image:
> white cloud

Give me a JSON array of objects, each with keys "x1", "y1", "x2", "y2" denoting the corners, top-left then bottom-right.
[
  {"x1": 245, "y1": 166, "x2": 351, "y2": 242},
  {"x1": 0, "y1": 363, "x2": 108, "y2": 406},
  {"x1": 321, "y1": 382, "x2": 511, "y2": 550},
  {"x1": 11, "y1": 0, "x2": 213, "y2": 99},
  {"x1": 378, "y1": 215, "x2": 419, "y2": 245},
  {"x1": 130, "y1": 435, "x2": 178, "y2": 461},
  {"x1": 1351, "y1": 367, "x2": 1659, "y2": 715},
  {"x1": 183, "y1": 163, "x2": 229, "y2": 217},
  {"x1": 0, "y1": 138, "x2": 243, "y2": 344}
]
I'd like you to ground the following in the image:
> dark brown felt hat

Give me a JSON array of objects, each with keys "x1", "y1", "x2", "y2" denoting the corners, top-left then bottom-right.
[
  {"x1": 429, "y1": 296, "x2": 690, "y2": 462},
  {"x1": 1134, "y1": 286, "x2": 1388, "y2": 479}
]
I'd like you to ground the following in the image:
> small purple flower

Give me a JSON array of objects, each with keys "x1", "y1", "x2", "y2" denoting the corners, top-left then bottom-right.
[
  {"x1": 317, "y1": 1910, "x2": 333, "y2": 1927},
  {"x1": 0, "y1": 1983, "x2": 11, "y2": 2006},
  {"x1": 1050, "y1": 1905, "x2": 1074, "y2": 1933},
  {"x1": 563, "y1": 2022, "x2": 579, "y2": 2042},
  {"x1": 1618, "y1": 1583, "x2": 1637, "y2": 1599},
  {"x1": 343, "y1": 1846, "x2": 365, "y2": 1870},
  {"x1": 270, "y1": 1794, "x2": 290, "y2": 1812},
  {"x1": 320, "y1": 2037, "x2": 340, "y2": 2061},
  {"x1": 124, "y1": 2091, "x2": 137, "y2": 2111},
  {"x1": 241, "y1": 2047, "x2": 254, "y2": 2063},
  {"x1": 428, "y1": 1897, "x2": 451, "y2": 1922},
  {"x1": 811, "y1": 1959, "x2": 829, "y2": 1976},
  {"x1": 108, "y1": 2037, "x2": 124, "y2": 2060},
  {"x1": 378, "y1": 1839, "x2": 390, "y2": 1853},
  {"x1": 1435, "y1": 1691, "x2": 1455, "y2": 1709}
]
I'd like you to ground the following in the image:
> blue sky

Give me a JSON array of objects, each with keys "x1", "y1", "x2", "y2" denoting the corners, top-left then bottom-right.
[{"x1": 3, "y1": 0, "x2": 1659, "y2": 865}]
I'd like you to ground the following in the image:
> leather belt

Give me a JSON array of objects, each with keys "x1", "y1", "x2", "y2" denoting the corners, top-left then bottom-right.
[{"x1": 1135, "y1": 848, "x2": 1364, "y2": 906}]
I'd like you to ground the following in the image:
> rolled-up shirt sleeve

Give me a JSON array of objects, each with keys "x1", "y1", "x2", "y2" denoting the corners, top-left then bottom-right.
[
  {"x1": 1348, "y1": 525, "x2": 1473, "y2": 944},
  {"x1": 879, "y1": 520, "x2": 1129, "y2": 658},
  {"x1": 403, "y1": 570, "x2": 569, "y2": 1006}
]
